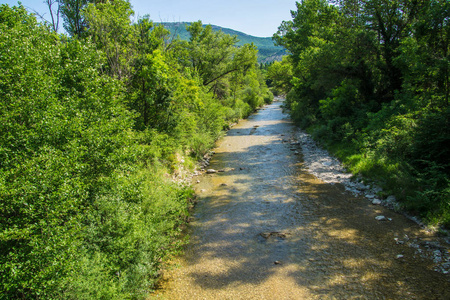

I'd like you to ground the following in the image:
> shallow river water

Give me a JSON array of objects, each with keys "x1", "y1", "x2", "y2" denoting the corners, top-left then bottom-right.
[{"x1": 153, "y1": 101, "x2": 449, "y2": 299}]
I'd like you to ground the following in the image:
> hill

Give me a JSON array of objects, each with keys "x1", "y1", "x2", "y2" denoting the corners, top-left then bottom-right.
[{"x1": 158, "y1": 22, "x2": 286, "y2": 63}]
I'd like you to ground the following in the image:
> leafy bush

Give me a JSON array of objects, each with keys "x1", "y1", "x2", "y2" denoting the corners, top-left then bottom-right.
[
  {"x1": 263, "y1": 90, "x2": 275, "y2": 104},
  {"x1": 275, "y1": 0, "x2": 450, "y2": 227},
  {"x1": 0, "y1": 5, "x2": 191, "y2": 298}
]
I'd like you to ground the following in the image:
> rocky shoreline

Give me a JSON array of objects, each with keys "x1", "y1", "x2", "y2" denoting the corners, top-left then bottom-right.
[
  {"x1": 293, "y1": 128, "x2": 450, "y2": 275},
  {"x1": 295, "y1": 131, "x2": 399, "y2": 211}
]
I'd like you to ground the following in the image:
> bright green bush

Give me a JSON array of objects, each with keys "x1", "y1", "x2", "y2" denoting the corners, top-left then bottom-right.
[{"x1": 0, "y1": 5, "x2": 191, "y2": 298}]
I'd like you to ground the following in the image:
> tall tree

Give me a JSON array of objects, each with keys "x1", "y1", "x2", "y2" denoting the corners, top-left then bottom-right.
[
  {"x1": 82, "y1": 0, "x2": 136, "y2": 80},
  {"x1": 185, "y1": 21, "x2": 258, "y2": 98},
  {"x1": 363, "y1": 0, "x2": 422, "y2": 99},
  {"x1": 45, "y1": 0, "x2": 61, "y2": 32},
  {"x1": 59, "y1": 0, "x2": 89, "y2": 36}
]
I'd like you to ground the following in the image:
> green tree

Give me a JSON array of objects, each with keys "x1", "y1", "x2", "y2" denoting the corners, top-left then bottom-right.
[
  {"x1": 0, "y1": 4, "x2": 137, "y2": 297},
  {"x1": 83, "y1": 0, "x2": 136, "y2": 80},
  {"x1": 267, "y1": 56, "x2": 293, "y2": 94},
  {"x1": 185, "y1": 21, "x2": 258, "y2": 98},
  {"x1": 60, "y1": 0, "x2": 89, "y2": 36}
]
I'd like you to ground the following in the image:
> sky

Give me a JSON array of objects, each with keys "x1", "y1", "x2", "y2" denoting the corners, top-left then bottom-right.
[{"x1": 2, "y1": 0, "x2": 297, "y2": 37}]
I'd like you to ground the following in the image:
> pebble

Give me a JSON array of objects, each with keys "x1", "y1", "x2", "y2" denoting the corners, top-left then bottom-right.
[
  {"x1": 372, "y1": 199, "x2": 382, "y2": 205},
  {"x1": 385, "y1": 195, "x2": 397, "y2": 203},
  {"x1": 375, "y1": 215, "x2": 387, "y2": 221},
  {"x1": 394, "y1": 238, "x2": 404, "y2": 245},
  {"x1": 206, "y1": 169, "x2": 217, "y2": 174}
]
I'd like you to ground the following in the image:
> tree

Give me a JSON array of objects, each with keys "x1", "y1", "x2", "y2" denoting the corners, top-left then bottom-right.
[
  {"x1": 83, "y1": 0, "x2": 136, "y2": 80},
  {"x1": 185, "y1": 21, "x2": 258, "y2": 98},
  {"x1": 0, "y1": 4, "x2": 135, "y2": 297},
  {"x1": 45, "y1": 0, "x2": 61, "y2": 32},
  {"x1": 267, "y1": 56, "x2": 293, "y2": 94},
  {"x1": 363, "y1": 0, "x2": 423, "y2": 99},
  {"x1": 59, "y1": 0, "x2": 90, "y2": 36}
]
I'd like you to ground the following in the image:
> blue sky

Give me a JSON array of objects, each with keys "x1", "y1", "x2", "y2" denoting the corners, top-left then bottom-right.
[{"x1": 2, "y1": 0, "x2": 297, "y2": 37}]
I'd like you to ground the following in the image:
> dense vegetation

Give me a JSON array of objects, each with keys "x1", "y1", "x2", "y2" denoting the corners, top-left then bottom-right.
[
  {"x1": 271, "y1": 0, "x2": 449, "y2": 227},
  {"x1": 159, "y1": 22, "x2": 287, "y2": 63},
  {"x1": 0, "y1": 1, "x2": 272, "y2": 298}
]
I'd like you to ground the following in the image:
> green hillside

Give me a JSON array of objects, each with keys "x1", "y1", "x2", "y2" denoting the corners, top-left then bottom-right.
[{"x1": 159, "y1": 22, "x2": 286, "y2": 63}]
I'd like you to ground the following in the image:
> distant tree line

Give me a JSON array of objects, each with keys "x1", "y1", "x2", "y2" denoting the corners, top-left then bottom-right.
[{"x1": 269, "y1": 0, "x2": 449, "y2": 227}]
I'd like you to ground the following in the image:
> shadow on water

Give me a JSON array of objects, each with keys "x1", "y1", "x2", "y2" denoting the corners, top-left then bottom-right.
[{"x1": 154, "y1": 102, "x2": 450, "y2": 299}]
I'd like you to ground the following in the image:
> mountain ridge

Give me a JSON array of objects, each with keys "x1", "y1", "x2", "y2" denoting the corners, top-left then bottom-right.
[{"x1": 158, "y1": 22, "x2": 286, "y2": 63}]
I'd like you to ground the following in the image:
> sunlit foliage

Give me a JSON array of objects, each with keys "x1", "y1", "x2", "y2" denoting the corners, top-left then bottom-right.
[{"x1": 275, "y1": 0, "x2": 450, "y2": 227}]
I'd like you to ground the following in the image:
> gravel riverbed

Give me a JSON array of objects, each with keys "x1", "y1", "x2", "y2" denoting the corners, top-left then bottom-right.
[{"x1": 293, "y1": 126, "x2": 450, "y2": 275}]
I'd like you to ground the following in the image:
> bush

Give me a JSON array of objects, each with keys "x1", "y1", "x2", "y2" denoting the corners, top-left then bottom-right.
[
  {"x1": 264, "y1": 90, "x2": 275, "y2": 104},
  {"x1": 0, "y1": 6, "x2": 193, "y2": 298}
]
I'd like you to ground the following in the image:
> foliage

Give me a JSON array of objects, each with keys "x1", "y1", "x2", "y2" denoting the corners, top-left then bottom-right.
[
  {"x1": 59, "y1": 0, "x2": 91, "y2": 36},
  {"x1": 0, "y1": 1, "x2": 272, "y2": 298},
  {"x1": 266, "y1": 56, "x2": 293, "y2": 95},
  {"x1": 275, "y1": 0, "x2": 450, "y2": 227},
  {"x1": 83, "y1": 0, "x2": 136, "y2": 80},
  {"x1": 184, "y1": 21, "x2": 259, "y2": 98}
]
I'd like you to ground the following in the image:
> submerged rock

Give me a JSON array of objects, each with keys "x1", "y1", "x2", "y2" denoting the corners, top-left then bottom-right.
[{"x1": 260, "y1": 232, "x2": 289, "y2": 239}]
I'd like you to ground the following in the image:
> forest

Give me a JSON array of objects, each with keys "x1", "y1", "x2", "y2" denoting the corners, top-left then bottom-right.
[
  {"x1": 270, "y1": 0, "x2": 449, "y2": 229},
  {"x1": 0, "y1": 0, "x2": 272, "y2": 298},
  {"x1": 1, "y1": 0, "x2": 449, "y2": 299}
]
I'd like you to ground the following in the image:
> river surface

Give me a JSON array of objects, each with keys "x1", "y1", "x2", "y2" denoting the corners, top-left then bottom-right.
[{"x1": 153, "y1": 101, "x2": 449, "y2": 299}]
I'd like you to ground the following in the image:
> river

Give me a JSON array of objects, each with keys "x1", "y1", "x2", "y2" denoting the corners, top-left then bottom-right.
[{"x1": 152, "y1": 100, "x2": 449, "y2": 299}]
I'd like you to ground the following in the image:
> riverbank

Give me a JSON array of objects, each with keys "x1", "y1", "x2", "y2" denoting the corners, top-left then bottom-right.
[
  {"x1": 153, "y1": 100, "x2": 450, "y2": 299},
  {"x1": 288, "y1": 124, "x2": 450, "y2": 275},
  {"x1": 187, "y1": 98, "x2": 450, "y2": 275}
]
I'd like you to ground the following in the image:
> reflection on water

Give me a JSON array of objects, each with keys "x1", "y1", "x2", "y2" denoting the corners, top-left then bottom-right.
[{"x1": 153, "y1": 102, "x2": 449, "y2": 299}]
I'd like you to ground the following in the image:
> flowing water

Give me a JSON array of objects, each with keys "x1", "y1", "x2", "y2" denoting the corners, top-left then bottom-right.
[{"x1": 153, "y1": 101, "x2": 449, "y2": 299}]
